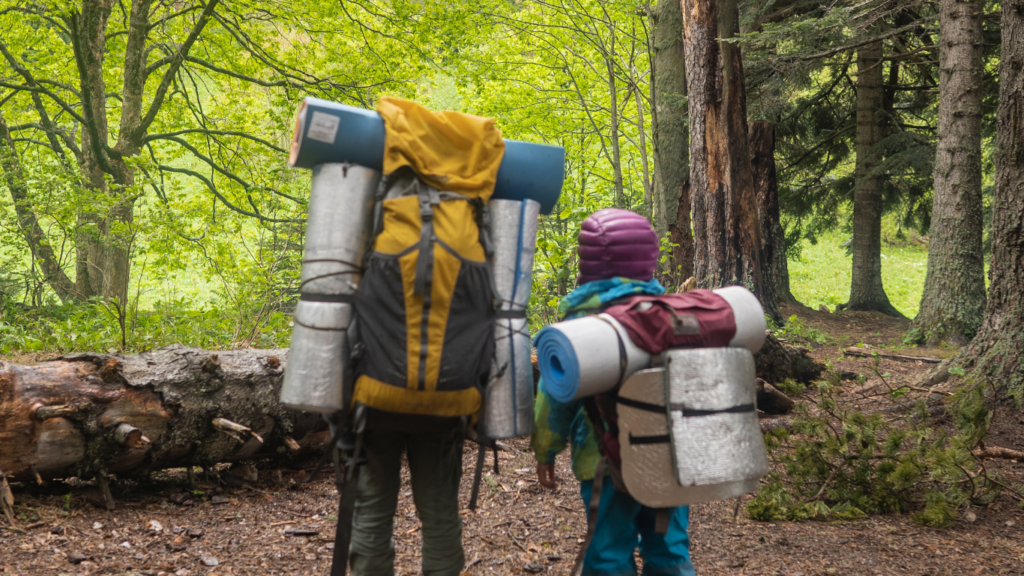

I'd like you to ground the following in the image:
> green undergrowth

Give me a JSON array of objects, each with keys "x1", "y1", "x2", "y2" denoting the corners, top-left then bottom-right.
[
  {"x1": 788, "y1": 230, "x2": 928, "y2": 317},
  {"x1": 748, "y1": 357, "x2": 1022, "y2": 527},
  {"x1": 772, "y1": 314, "x2": 831, "y2": 345},
  {"x1": 0, "y1": 296, "x2": 292, "y2": 355}
]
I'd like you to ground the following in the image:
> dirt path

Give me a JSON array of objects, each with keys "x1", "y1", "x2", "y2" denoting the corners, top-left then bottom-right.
[{"x1": 1, "y1": 308, "x2": 1023, "y2": 575}]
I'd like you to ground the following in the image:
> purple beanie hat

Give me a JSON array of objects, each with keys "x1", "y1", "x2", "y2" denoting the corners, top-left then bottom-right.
[{"x1": 577, "y1": 208, "x2": 659, "y2": 285}]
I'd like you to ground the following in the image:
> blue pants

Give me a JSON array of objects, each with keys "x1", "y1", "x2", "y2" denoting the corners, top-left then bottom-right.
[{"x1": 579, "y1": 479, "x2": 696, "y2": 576}]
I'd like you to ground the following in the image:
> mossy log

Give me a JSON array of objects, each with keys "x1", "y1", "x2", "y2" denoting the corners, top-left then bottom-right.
[{"x1": 0, "y1": 345, "x2": 328, "y2": 487}]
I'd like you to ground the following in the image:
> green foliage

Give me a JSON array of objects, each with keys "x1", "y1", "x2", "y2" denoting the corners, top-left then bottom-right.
[
  {"x1": 776, "y1": 314, "x2": 829, "y2": 344},
  {"x1": 0, "y1": 295, "x2": 291, "y2": 355},
  {"x1": 774, "y1": 378, "x2": 807, "y2": 396},
  {"x1": 748, "y1": 377, "x2": 1016, "y2": 526}
]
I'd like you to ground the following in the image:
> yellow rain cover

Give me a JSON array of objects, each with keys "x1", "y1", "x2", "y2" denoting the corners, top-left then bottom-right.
[{"x1": 377, "y1": 96, "x2": 505, "y2": 200}]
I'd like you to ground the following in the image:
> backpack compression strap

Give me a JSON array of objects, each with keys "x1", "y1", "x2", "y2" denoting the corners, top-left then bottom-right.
[{"x1": 328, "y1": 406, "x2": 367, "y2": 576}]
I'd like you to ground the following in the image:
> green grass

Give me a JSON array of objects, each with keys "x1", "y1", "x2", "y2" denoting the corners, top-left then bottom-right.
[{"x1": 788, "y1": 231, "x2": 929, "y2": 318}]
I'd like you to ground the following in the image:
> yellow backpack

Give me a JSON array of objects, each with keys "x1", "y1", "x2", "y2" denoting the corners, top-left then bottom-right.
[{"x1": 350, "y1": 97, "x2": 505, "y2": 426}]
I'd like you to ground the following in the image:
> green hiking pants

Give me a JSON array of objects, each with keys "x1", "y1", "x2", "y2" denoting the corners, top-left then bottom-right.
[{"x1": 349, "y1": 429, "x2": 465, "y2": 576}]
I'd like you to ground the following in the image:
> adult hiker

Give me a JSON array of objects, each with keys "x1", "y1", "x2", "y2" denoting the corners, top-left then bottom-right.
[
  {"x1": 533, "y1": 207, "x2": 697, "y2": 576},
  {"x1": 342, "y1": 97, "x2": 505, "y2": 576}
]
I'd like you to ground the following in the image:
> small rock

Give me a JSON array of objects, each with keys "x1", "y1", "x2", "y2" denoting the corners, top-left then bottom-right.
[
  {"x1": 200, "y1": 556, "x2": 219, "y2": 567},
  {"x1": 120, "y1": 541, "x2": 132, "y2": 548},
  {"x1": 965, "y1": 511, "x2": 977, "y2": 523},
  {"x1": 149, "y1": 520, "x2": 163, "y2": 532},
  {"x1": 547, "y1": 554, "x2": 562, "y2": 562},
  {"x1": 168, "y1": 493, "x2": 191, "y2": 506},
  {"x1": 169, "y1": 536, "x2": 188, "y2": 552},
  {"x1": 134, "y1": 553, "x2": 145, "y2": 561},
  {"x1": 1007, "y1": 521, "x2": 1016, "y2": 527},
  {"x1": 524, "y1": 564, "x2": 544, "y2": 573},
  {"x1": 50, "y1": 525, "x2": 64, "y2": 535},
  {"x1": 92, "y1": 522, "x2": 103, "y2": 530},
  {"x1": 67, "y1": 551, "x2": 87, "y2": 564},
  {"x1": 818, "y1": 305, "x2": 829, "y2": 313},
  {"x1": 210, "y1": 495, "x2": 230, "y2": 505},
  {"x1": 187, "y1": 528, "x2": 204, "y2": 539}
]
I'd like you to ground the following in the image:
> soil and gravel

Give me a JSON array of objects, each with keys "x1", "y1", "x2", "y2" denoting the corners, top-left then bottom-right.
[{"x1": 2, "y1": 305, "x2": 1022, "y2": 576}]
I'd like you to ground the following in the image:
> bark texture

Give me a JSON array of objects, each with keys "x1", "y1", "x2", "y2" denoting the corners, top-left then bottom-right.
[
  {"x1": 650, "y1": 0, "x2": 692, "y2": 282},
  {"x1": 682, "y1": 0, "x2": 779, "y2": 322},
  {"x1": 930, "y1": 1, "x2": 1024, "y2": 406},
  {"x1": 846, "y1": 39, "x2": 905, "y2": 318},
  {"x1": 749, "y1": 121, "x2": 795, "y2": 305},
  {"x1": 0, "y1": 346, "x2": 326, "y2": 483},
  {"x1": 666, "y1": 179, "x2": 694, "y2": 284},
  {"x1": 913, "y1": 0, "x2": 986, "y2": 344}
]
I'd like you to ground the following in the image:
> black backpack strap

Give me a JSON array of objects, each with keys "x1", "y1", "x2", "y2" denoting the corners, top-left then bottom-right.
[
  {"x1": 328, "y1": 404, "x2": 367, "y2": 576},
  {"x1": 414, "y1": 185, "x2": 439, "y2": 295},
  {"x1": 468, "y1": 439, "x2": 488, "y2": 511}
]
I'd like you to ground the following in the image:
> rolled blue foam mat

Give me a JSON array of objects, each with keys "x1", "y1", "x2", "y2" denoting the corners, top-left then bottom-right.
[
  {"x1": 534, "y1": 314, "x2": 651, "y2": 402},
  {"x1": 289, "y1": 97, "x2": 565, "y2": 214},
  {"x1": 534, "y1": 326, "x2": 581, "y2": 403}
]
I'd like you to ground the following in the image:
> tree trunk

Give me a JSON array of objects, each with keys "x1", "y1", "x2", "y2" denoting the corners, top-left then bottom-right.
[
  {"x1": 845, "y1": 39, "x2": 905, "y2": 318},
  {"x1": 605, "y1": 16, "x2": 625, "y2": 207},
  {"x1": 749, "y1": 121, "x2": 795, "y2": 305},
  {"x1": 650, "y1": 0, "x2": 692, "y2": 283},
  {"x1": 682, "y1": 0, "x2": 779, "y2": 322},
  {"x1": 912, "y1": 0, "x2": 986, "y2": 344},
  {"x1": 0, "y1": 346, "x2": 327, "y2": 484},
  {"x1": 932, "y1": 1, "x2": 1024, "y2": 406},
  {"x1": 667, "y1": 179, "x2": 694, "y2": 285}
]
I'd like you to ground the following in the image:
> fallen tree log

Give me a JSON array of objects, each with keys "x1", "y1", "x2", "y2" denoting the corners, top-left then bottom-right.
[
  {"x1": 0, "y1": 346, "x2": 328, "y2": 488},
  {"x1": 842, "y1": 347, "x2": 942, "y2": 363},
  {"x1": 2, "y1": 336, "x2": 821, "y2": 490}
]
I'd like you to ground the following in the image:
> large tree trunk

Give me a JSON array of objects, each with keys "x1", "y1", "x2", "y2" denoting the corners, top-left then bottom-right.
[
  {"x1": 605, "y1": 17, "x2": 625, "y2": 207},
  {"x1": 845, "y1": 39, "x2": 905, "y2": 318},
  {"x1": 682, "y1": 0, "x2": 779, "y2": 322},
  {"x1": 650, "y1": 0, "x2": 692, "y2": 282},
  {"x1": 749, "y1": 121, "x2": 795, "y2": 305},
  {"x1": 0, "y1": 346, "x2": 327, "y2": 488},
  {"x1": 913, "y1": 0, "x2": 986, "y2": 344},
  {"x1": 666, "y1": 180, "x2": 694, "y2": 285},
  {"x1": 928, "y1": 2, "x2": 1024, "y2": 405}
]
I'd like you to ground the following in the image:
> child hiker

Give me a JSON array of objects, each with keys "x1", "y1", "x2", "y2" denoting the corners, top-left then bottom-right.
[{"x1": 532, "y1": 208, "x2": 696, "y2": 576}]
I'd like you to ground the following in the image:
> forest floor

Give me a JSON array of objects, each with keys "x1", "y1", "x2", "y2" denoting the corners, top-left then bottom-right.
[{"x1": 1, "y1": 303, "x2": 1023, "y2": 576}]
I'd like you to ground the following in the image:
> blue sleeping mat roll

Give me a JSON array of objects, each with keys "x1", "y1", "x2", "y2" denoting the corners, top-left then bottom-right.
[{"x1": 289, "y1": 97, "x2": 565, "y2": 214}]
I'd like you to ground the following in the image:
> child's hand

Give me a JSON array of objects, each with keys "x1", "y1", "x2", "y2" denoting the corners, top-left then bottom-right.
[{"x1": 537, "y1": 462, "x2": 559, "y2": 490}]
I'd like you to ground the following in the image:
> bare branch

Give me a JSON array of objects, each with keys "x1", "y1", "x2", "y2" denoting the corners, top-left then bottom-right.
[
  {"x1": 134, "y1": 0, "x2": 221, "y2": 144},
  {"x1": 182, "y1": 55, "x2": 293, "y2": 88},
  {"x1": 158, "y1": 165, "x2": 298, "y2": 224},
  {"x1": 145, "y1": 128, "x2": 286, "y2": 153},
  {"x1": 158, "y1": 134, "x2": 302, "y2": 205}
]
